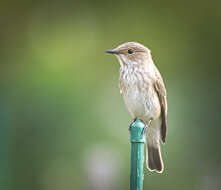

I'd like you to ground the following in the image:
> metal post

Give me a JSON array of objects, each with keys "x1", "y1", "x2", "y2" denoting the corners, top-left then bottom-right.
[{"x1": 130, "y1": 120, "x2": 146, "y2": 190}]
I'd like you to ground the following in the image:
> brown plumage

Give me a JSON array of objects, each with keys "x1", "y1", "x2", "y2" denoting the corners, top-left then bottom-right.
[{"x1": 106, "y1": 42, "x2": 167, "y2": 173}]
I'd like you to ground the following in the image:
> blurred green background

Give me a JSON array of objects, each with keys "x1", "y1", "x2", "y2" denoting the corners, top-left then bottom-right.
[{"x1": 1, "y1": 0, "x2": 221, "y2": 190}]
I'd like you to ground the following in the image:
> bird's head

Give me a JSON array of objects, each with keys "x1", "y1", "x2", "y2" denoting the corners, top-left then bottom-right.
[{"x1": 105, "y1": 42, "x2": 152, "y2": 67}]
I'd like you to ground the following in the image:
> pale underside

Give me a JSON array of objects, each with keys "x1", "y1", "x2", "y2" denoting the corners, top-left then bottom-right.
[
  {"x1": 118, "y1": 59, "x2": 163, "y2": 147},
  {"x1": 122, "y1": 85, "x2": 161, "y2": 122},
  {"x1": 118, "y1": 57, "x2": 162, "y2": 123}
]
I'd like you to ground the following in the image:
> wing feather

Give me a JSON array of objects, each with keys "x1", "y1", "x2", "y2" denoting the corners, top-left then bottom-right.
[{"x1": 154, "y1": 74, "x2": 167, "y2": 143}]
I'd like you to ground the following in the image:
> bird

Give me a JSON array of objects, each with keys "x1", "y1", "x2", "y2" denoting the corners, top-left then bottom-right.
[{"x1": 105, "y1": 42, "x2": 167, "y2": 173}]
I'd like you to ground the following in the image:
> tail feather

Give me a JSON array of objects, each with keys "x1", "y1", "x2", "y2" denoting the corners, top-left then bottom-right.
[{"x1": 147, "y1": 145, "x2": 163, "y2": 173}]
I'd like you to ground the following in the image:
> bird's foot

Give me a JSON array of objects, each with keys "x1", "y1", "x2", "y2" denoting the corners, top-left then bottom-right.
[
  {"x1": 129, "y1": 118, "x2": 137, "y2": 131},
  {"x1": 141, "y1": 124, "x2": 148, "y2": 135},
  {"x1": 141, "y1": 119, "x2": 152, "y2": 135}
]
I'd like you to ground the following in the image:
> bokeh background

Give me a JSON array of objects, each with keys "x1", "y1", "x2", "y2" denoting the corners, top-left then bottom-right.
[{"x1": 1, "y1": 0, "x2": 221, "y2": 190}]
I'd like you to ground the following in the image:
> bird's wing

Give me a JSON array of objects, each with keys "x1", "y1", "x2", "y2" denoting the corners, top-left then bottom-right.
[{"x1": 154, "y1": 73, "x2": 167, "y2": 143}]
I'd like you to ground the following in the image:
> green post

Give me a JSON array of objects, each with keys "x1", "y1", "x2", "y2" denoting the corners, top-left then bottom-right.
[{"x1": 130, "y1": 120, "x2": 146, "y2": 190}]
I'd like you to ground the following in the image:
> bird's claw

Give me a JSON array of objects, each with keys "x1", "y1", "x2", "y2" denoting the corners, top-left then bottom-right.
[
  {"x1": 141, "y1": 119, "x2": 152, "y2": 135},
  {"x1": 141, "y1": 124, "x2": 148, "y2": 135},
  {"x1": 129, "y1": 118, "x2": 151, "y2": 135},
  {"x1": 129, "y1": 118, "x2": 137, "y2": 132}
]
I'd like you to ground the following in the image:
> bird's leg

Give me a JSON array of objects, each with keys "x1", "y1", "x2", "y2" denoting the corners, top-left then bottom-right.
[
  {"x1": 129, "y1": 118, "x2": 137, "y2": 131},
  {"x1": 141, "y1": 118, "x2": 152, "y2": 135}
]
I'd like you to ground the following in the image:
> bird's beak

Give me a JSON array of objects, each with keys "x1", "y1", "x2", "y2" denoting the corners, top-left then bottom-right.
[{"x1": 105, "y1": 49, "x2": 119, "y2": 54}]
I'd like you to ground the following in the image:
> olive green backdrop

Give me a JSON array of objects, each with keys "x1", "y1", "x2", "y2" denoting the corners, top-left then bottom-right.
[{"x1": 1, "y1": 0, "x2": 221, "y2": 190}]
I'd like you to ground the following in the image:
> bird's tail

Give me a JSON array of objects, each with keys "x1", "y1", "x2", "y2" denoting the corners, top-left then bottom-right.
[
  {"x1": 145, "y1": 118, "x2": 164, "y2": 173},
  {"x1": 146, "y1": 144, "x2": 163, "y2": 173}
]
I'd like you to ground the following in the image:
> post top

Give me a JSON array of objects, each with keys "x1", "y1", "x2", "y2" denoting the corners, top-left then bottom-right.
[{"x1": 130, "y1": 120, "x2": 146, "y2": 143}]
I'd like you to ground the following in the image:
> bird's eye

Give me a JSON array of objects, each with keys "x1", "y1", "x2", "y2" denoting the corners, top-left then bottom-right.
[{"x1": 128, "y1": 49, "x2": 134, "y2": 54}]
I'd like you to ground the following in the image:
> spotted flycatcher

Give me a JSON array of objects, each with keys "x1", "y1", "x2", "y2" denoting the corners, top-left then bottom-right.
[{"x1": 105, "y1": 42, "x2": 167, "y2": 173}]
